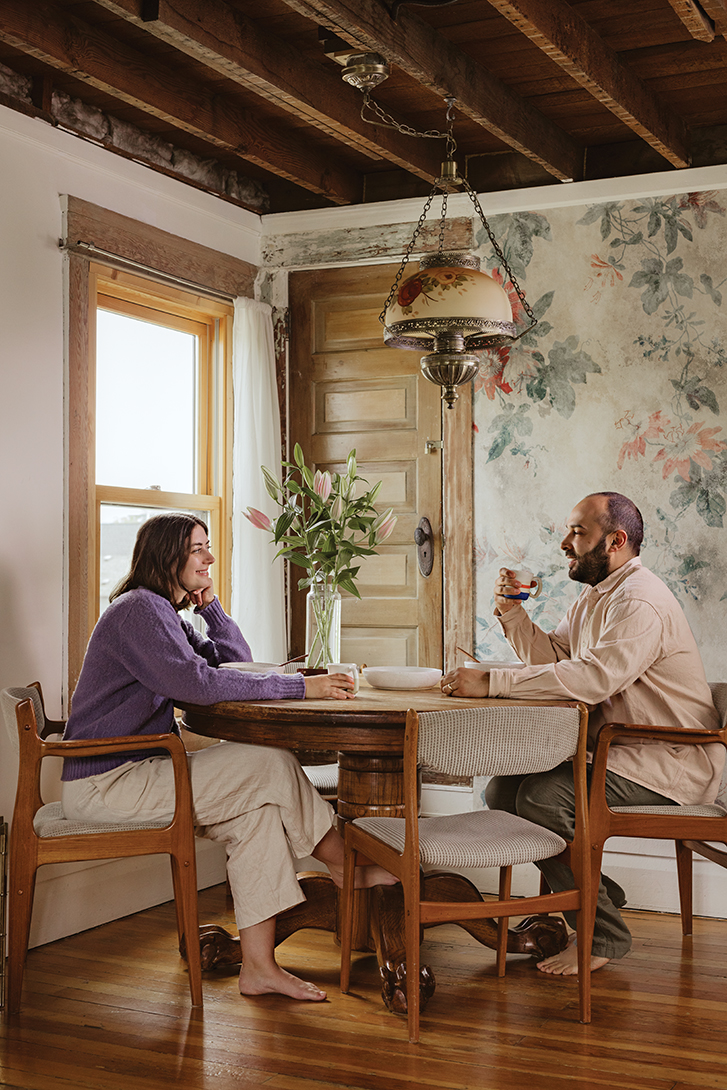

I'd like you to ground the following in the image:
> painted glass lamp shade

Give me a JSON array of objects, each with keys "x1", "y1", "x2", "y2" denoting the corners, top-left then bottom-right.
[{"x1": 382, "y1": 252, "x2": 517, "y2": 406}]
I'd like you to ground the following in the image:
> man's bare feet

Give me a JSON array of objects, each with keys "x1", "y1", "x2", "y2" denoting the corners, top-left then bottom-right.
[
  {"x1": 536, "y1": 932, "x2": 610, "y2": 976},
  {"x1": 238, "y1": 963, "x2": 327, "y2": 1001}
]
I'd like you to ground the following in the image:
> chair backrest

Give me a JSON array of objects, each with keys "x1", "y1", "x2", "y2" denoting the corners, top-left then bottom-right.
[
  {"x1": 416, "y1": 704, "x2": 585, "y2": 779},
  {"x1": 0, "y1": 686, "x2": 46, "y2": 757}
]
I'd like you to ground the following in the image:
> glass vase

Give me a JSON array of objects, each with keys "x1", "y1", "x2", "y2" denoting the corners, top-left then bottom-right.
[{"x1": 305, "y1": 579, "x2": 342, "y2": 668}]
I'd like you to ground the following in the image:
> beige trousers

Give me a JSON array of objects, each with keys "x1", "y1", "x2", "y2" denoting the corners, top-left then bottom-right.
[{"x1": 61, "y1": 742, "x2": 336, "y2": 930}]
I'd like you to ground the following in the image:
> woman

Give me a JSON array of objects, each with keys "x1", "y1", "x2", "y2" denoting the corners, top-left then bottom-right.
[{"x1": 62, "y1": 512, "x2": 394, "y2": 1002}]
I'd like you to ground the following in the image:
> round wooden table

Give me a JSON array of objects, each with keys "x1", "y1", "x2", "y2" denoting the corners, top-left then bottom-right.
[{"x1": 180, "y1": 684, "x2": 569, "y2": 1013}]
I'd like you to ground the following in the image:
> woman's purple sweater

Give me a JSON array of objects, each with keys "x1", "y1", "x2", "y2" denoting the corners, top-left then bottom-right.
[{"x1": 62, "y1": 587, "x2": 305, "y2": 781}]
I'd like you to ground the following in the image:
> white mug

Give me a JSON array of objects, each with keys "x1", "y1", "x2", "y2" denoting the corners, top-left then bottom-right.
[
  {"x1": 504, "y1": 568, "x2": 542, "y2": 600},
  {"x1": 327, "y1": 662, "x2": 359, "y2": 694}
]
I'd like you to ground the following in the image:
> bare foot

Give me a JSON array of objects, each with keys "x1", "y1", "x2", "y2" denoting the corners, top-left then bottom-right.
[
  {"x1": 536, "y1": 933, "x2": 610, "y2": 976},
  {"x1": 238, "y1": 964, "x2": 327, "y2": 1001},
  {"x1": 326, "y1": 861, "x2": 399, "y2": 889},
  {"x1": 355, "y1": 863, "x2": 399, "y2": 889}
]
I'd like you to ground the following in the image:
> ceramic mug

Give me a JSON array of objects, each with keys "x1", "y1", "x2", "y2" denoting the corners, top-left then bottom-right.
[
  {"x1": 327, "y1": 662, "x2": 359, "y2": 694},
  {"x1": 503, "y1": 568, "x2": 542, "y2": 600}
]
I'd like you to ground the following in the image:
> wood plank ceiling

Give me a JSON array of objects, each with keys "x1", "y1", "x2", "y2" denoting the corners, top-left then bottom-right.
[{"x1": 0, "y1": 0, "x2": 726, "y2": 214}]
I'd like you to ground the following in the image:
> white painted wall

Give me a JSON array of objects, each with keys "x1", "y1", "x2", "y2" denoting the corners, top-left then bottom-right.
[{"x1": 0, "y1": 107, "x2": 262, "y2": 946}]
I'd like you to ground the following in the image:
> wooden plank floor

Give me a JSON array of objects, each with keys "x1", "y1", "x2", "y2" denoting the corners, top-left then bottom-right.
[{"x1": 2, "y1": 884, "x2": 726, "y2": 1090}]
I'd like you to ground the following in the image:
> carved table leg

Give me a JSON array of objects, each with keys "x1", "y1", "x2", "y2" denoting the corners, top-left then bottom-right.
[
  {"x1": 369, "y1": 881, "x2": 436, "y2": 1016},
  {"x1": 422, "y1": 872, "x2": 569, "y2": 958},
  {"x1": 185, "y1": 873, "x2": 339, "y2": 970},
  {"x1": 368, "y1": 872, "x2": 568, "y2": 1015}
]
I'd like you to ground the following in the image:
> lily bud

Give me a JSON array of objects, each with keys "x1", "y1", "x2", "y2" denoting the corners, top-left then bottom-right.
[
  {"x1": 244, "y1": 506, "x2": 274, "y2": 532},
  {"x1": 313, "y1": 469, "x2": 333, "y2": 501},
  {"x1": 375, "y1": 510, "x2": 397, "y2": 543}
]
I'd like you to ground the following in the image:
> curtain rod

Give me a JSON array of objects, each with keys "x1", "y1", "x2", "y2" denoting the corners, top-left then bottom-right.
[{"x1": 60, "y1": 239, "x2": 236, "y2": 303}]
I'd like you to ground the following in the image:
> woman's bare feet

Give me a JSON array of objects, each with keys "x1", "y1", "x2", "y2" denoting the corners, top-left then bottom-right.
[
  {"x1": 237, "y1": 916, "x2": 326, "y2": 1001},
  {"x1": 238, "y1": 963, "x2": 326, "y2": 1001},
  {"x1": 536, "y1": 932, "x2": 610, "y2": 976},
  {"x1": 325, "y1": 859, "x2": 399, "y2": 889},
  {"x1": 311, "y1": 827, "x2": 399, "y2": 889}
]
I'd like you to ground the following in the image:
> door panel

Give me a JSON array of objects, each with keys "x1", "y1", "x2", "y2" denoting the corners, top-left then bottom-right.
[{"x1": 289, "y1": 264, "x2": 443, "y2": 669}]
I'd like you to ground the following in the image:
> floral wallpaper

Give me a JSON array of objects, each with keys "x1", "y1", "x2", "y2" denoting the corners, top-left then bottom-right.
[{"x1": 472, "y1": 189, "x2": 727, "y2": 679}]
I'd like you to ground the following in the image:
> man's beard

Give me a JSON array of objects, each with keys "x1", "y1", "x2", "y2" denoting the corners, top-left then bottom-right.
[{"x1": 567, "y1": 534, "x2": 611, "y2": 586}]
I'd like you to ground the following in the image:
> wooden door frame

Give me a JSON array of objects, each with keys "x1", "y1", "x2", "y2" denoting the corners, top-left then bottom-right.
[{"x1": 443, "y1": 393, "x2": 474, "y2": 672}]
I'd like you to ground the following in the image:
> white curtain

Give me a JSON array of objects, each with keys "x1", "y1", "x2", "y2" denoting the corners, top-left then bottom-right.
[{"x1": 230, "y1": 297, "x2": 286, "y2": 662}]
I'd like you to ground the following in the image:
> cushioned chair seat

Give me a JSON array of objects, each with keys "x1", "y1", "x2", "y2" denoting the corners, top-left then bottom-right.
[
  {"x1": 353, "y1": 810, "x2": 566, "y2": 870},
  {"x1": 33, "y1": 801, "x2": 174, "y2": 838},
  {"x1": 302, "y1": 763, "x2": 338, "y2": 794}
]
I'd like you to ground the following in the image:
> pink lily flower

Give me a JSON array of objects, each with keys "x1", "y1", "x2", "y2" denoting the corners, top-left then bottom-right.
[
  {"x1": 244, "y1": 506, "x2": 274, "y2": 532},
  {"x1": 313, "y1": 470, "x2": 333, "y2": 501},
  {"x1": 375, "y1": 510, "x2": 397, "y2": 543}
]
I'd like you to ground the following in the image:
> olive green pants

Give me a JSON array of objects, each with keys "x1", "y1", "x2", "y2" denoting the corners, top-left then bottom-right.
[{"x1": 485, "y1": 763, "x2": 677, "y2": 959}]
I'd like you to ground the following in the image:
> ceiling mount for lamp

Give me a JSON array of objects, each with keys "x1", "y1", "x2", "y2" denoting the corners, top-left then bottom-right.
[
  {"x1": 341, "y1": 53, "x2": 390, "y2": 92},
  {"x1": 326, "y1": 48, "x2": 540, "y2": 408}
]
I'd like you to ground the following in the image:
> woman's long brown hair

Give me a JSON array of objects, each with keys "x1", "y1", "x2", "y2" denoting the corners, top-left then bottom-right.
[{"x1": 110, "y1": 512, "x2": 209, "y2": 611}]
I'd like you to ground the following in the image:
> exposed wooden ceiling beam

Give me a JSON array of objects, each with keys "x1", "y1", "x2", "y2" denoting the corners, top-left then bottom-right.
[
  {"x1": 665, "y1": 0, "x2": 715, "y2": 41},
  {"x1": 485, "y1": 0, "x2": 691, "y2": 168},
  {"x1": 282, "y1": 0, "x2": 584, "y2": 182},
  {"x1": 699, "y1": 0, "x2": 727, "y2": 34},
  {"x1": 0, "y1": 0, "x2": 361, "y2": 204},
  {"x1": 92, "y1": 0, "x2": 443, "y2": 183}
]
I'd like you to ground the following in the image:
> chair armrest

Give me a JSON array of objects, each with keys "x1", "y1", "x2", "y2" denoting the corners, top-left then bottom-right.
[
  {"x1": 590, "y1": 721, "x2": 724, "y2": 810},
  {"x1": 43, "y1": 732, "x2": 194, "y2": 828},
  {"x1": 41, "y1": 732, "x2": 186, "y2": 759}
]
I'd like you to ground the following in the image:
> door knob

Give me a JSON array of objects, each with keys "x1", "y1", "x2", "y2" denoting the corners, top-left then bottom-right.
[{"x1": 414, "y1": 517, "x2": 434, "y2": 577}]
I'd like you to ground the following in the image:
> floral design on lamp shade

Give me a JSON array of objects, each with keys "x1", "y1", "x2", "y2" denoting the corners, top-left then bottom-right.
[{"x1": 394, "y1": 267, "x2": 488, "y2": 316}]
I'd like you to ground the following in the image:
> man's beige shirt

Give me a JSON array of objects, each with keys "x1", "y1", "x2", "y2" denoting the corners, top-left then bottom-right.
[{"x1": 491, "y1": 558, "x2": 722, "y2": 805}]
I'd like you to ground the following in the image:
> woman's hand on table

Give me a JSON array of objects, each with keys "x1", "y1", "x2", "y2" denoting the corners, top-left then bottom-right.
[
  {"x1": 441, "y1": 666, "x2": 490, "y2": 698},
  {"x1": 304, "y1": 673, "x2": 356, "y2": 700}
]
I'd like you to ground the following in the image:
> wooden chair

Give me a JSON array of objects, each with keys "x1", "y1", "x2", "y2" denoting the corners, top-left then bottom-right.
[
  {"x1": 589, "y1": 682, "x2": 727, "y2": 937},
  {"x1": 1, "y1": 684, "x2": 202, "y2": 1013},
  {"x1": 340, "y1": 702, "x2": 592, "y2": 1042}
]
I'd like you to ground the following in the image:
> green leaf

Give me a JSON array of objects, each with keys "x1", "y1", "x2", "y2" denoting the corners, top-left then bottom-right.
[
  {"x1": 286, "y1": 552, "x2": 313, "y2": 569},
  {"x1": 293, "y1": 443, "x2": 305, "y2": 468},
  {"x1": 647, "y1": 211, "x2": 661, "y2": 237},
  {"x1": 700, "y1": 273, "x2": 723, "y2": 307},
  {"x1": 487, "y1": 430, "x2": 511, "y2": 463},
  {"x1": 696, "y1": 488, "x2": 726, "y2": 528}
]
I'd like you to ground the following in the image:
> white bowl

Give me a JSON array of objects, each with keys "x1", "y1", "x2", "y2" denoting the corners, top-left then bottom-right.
[
  {"x1": 464, "y1": 661, "x2": 527, "y2": 670},
  {"x1": 219, "y1": 662, "x2": 282, "y2": 673},
  {"x1": 363, "y1": 666, "x2": 442, "y2": 690}
]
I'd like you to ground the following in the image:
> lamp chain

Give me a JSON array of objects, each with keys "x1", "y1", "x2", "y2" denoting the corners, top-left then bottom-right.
[
  {"x1": 371, "y1": 94, "x2": 536, "y2": 336},
  {"x1": 361, "y1": 91, "x2": 457, "y2": 154},
  {"x1": 378, "y1": 189, "x2": 437, "y2": 325},
  {"x1": 461, "y1": 179, "x2": 537, "y2": 327}
]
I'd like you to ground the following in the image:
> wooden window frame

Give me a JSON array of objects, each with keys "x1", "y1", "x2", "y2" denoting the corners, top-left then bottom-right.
[{"x1": 64, "y1": 196, "x2": 256, "y2": 702}]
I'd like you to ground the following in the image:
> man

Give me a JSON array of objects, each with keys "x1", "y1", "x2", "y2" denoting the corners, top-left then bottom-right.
[{"x1": 441, "y1": 492, "x2": 722, "y2": 975}]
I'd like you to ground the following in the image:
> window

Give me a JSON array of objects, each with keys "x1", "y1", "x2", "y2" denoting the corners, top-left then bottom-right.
[
  {"x1": 92, "y1": 267, "x2": 232, "y2": 618},
  {"x1": 65, "y1": 196, "x2": 255, "y2": 700}
]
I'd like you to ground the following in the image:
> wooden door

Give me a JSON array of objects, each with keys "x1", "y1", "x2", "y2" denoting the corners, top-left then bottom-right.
[{"x1": 288, "y1": 264, "x2": 443, "y2": 669}]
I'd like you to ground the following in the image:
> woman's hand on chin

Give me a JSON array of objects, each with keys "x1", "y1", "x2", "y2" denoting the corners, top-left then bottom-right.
[
  {"x1": 190, "y1": 583, "x2": 216, "y2": 609},
  {"x1": 304, "y1": 673, "x2": 356, "y2": 700}
]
